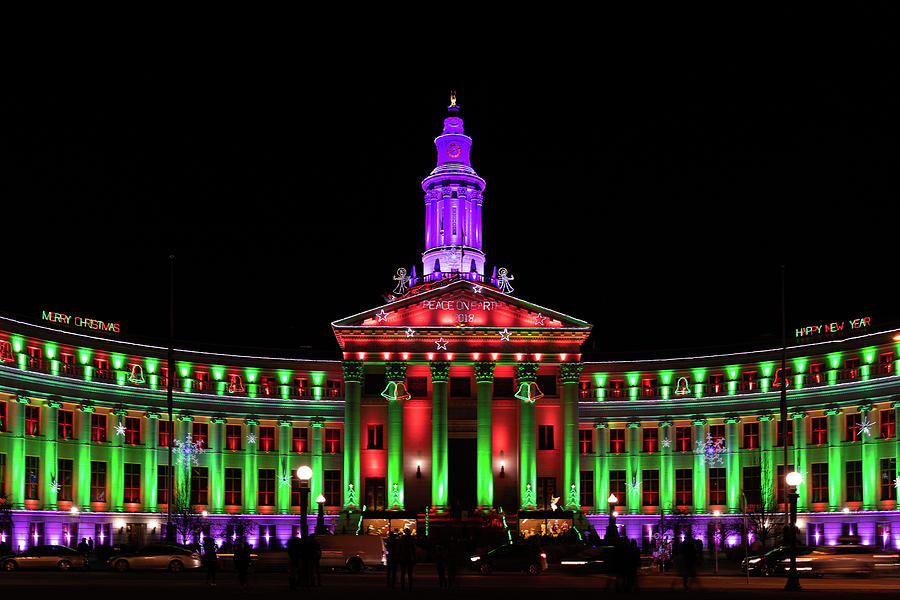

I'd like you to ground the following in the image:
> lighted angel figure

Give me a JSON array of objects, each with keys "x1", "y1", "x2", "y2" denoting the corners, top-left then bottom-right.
[
  {"x1": 497, "y1": 268, "x2": 514, "y2": 294},
  {"x1": 549, "y1": 496, "x2": 560, "y2": 511},
  {"x1": 392, "y1": 268, "x2": 410, "y2": 295}
]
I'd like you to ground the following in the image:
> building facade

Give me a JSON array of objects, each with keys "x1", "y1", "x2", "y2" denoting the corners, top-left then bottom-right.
[{"x1": 0, "y1": 98, "x2": 898, "y2": 551}]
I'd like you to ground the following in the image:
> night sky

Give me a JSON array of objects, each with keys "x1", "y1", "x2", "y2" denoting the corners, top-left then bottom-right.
[{"x1": 3, "y1": 28, "x2": 898, "y2": 360}]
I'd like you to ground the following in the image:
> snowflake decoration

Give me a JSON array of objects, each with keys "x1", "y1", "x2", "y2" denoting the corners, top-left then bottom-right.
[
  {"x1": 115, "y1": 421, "x2": 127, "y2": 437},
  {"x1": 278, "y1": 471, "x2": 292, "y2": 489},
  {"x1": 661, "y1": 436, "x2": 671, "y2": 449},
  {"x1": 246, "y1": 433, "x2": 256, "y2": 445},
  {"x1": 435, "y1": 338, "x2": 448, "y2": 350},
  {"x1": 626, "y1": 475, "x2": 641, "y2": 493},
  {"x1": 857, "y1": 415, "x2": 876, "y2": 438},
  {"x1": 405, "y1": 327, "x2": 416, "y2": 338},
  {"x1": 376, "y1": 309, "x2": 389, "y2": 323},
  {"x1": 895, "y1": 476, "x2": 900, "y2": 492},
  {"x1": 695, "y1": 432, "x2": 727, "y2": 466},
  {"x1": 49, "y1": 476, "x2": 60, "y2": 494},
  {"x1": 174, "y1": 432, "x2": 205, "y2": 467},
  {"x1": 499, "y1": 328, "x2": 512, "y2": 342}
]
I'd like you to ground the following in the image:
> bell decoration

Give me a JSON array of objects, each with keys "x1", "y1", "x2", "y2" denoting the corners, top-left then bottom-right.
[
  {"x1": 674, "y1": 377, "x2": 690, "y2": 396},
  {"x1": 129, "y1": 364, "x2": 145, "y2": 385},
  {"x1": 514, "y1": 381, "x2": 544, "y2": 403},
  {"x1": 227, "y1": 374, "x2": 245, "y2": 394},
  {"x1": 381, "y1": 381, "x2": 411, "y2": 402},
  {"x1": 773, "y1": 368, "x2": 790, "y2": 388}
]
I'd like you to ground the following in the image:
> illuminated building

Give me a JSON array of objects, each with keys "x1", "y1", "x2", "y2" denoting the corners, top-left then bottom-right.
[{"x1": 0, "y1": 98, "x2": 898, "y2": 551}]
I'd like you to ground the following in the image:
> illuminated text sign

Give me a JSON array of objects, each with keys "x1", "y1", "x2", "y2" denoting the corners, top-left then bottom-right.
[
  {"x1": 42, "y1": 311, "x2": 121, "y2": 334},
  {"x1": 795, "y1": 316, "x2": 870, "y2": 338}
]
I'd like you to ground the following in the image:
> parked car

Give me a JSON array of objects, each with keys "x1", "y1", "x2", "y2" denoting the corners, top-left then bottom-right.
[
  {"x1": 469, "y1": 544, "x2": 548, "y2": 575},
  {"x1": 778, "y1": 545, "x2": 900, "y2": 577},
  {"x1": 107, "y1": 544, "x2": 201, "y2": 572},
  {"x1": 318, "y1": 535, "x2": 386, "y2": 572},
  {"x1": 742, "y1": 545, "x2": 814, "y2": 576},
  {"x1": 1, "y1": 545, "x2": 85, "y2": 571}
]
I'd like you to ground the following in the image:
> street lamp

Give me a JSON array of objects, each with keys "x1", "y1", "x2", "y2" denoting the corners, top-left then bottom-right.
[
  {"x1": 297, "y1": 466, "x2": 313, "y2": 538},
  {"x1": 784, "y1": 470, "x2": 802, "y2": 591},
  {"x1": 315, "y1": 493, "x2": 327, "y2": 534},
  {"x1": 605, "y1": 494, "x2": 619, "y2": 540}
]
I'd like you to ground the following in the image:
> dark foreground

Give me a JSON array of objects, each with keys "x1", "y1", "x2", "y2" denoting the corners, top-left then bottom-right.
[{"x1": 4, "y1": 566, "x2": 900, "y2": 600}]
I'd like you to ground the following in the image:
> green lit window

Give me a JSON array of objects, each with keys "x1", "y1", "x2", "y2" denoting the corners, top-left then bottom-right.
[
  {"x1": 58, "y1": 410, "x2": 75, "y2": 440},
  {"x1": 124, "y1": 463, "x2": 141, "y2": 504},
  {"x1": 25, "y1": 456, "x2": 40, "y2": 500},
  {"x1": 192, "y1": 466, "x2": 209, "y2": 505},
  {"x1": 811, "y1": 463, "x2": 828, "y2": 503},
  {"x1": 258, "y1": 469, "x2": 275, "y2": 506},
  {"x1": 845, "y1": 460, "x2": 862, "y2": 502},
  {"x1": 609, "y1": 470, "x2": 626, "y2": 507},
  {"x1": 225, "y1": 468, "x2": 242, "y2": 505},
  {"x1": 642, "y1": 470, "x2": 659, "y2": 506},
  {"x1": 57, "y1": 458, "x2": 73, "y2": 501},
  {"x1": 709, "y1": 468, "x2": 726, "y2": 505},
  {"x1": 90, "y1": 461, "x2": 106, "y2": 503},
  {"x1": 675, "y1": 469, "x2": 692, "y2": 506},
  {"x1": 845, "y1": 413, "x2": 862, "y2": 442},
  {"x1": 881, "y1": 458, "x2": 897, "y2": 501},
  {"x1": 881, "y1": 410, "x2": 896, "y2": 439}
]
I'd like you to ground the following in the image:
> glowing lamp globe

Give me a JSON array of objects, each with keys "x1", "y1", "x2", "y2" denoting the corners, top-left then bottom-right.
[
  {"x1": 315, "y1": 494, "x2": 326, "y2": 504},
  {"x1": 785, "y1": 471, "x2": 802, "y2": 487},
  {"x1": 297, "y1": 465, "x2": 313, "y2": 481},
  {"x1": 608, "y1": 493, "x2": 618, "y2": 504}
]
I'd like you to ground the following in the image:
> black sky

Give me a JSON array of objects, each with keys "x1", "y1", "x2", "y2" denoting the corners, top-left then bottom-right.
[{"x1": 3, "y1": 22, "x2": 898, "y2": 359}]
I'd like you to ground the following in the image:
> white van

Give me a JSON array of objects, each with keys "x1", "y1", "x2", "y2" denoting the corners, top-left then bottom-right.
[{"x1": 317, "y1": 535, "x2": 386, "y2": 572}]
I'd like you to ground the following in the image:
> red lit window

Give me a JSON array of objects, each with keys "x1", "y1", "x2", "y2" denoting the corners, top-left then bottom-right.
[
  {"x1": 878, "y1": 352, "x2": 894, "y2": 375},
  {"x1": 642, "y1": 470, "x2": 659, "y2": 506},
  {"x1": 90, "y1": 461, "x2": 106, "y2": 502},
  {"x1": 538, "y1": 425, "x2": 555, "y2": 450},
  {"x1": 258, "y1": 469, "x2": 275, "y2": 506},
  {"x1": 57, "y1": 458, "x2": 73, "y2": 501},
  {"x1": 367, "y1": 424, "x2": 383, "y2": 449},
  {"x1": 227, "y1": 374, "x2": 244, "y2": 393},
  {"x1": 195, "y1": 372, "x2": 209, "y2": 392},
  {"x1": 709, "y1": 424, "x2": 725, "y2": 445},
  {"x1": 675, "y1": 426, "x2": 692, "y2": 453},
  {"x1": 124, "y1": 417, "x2": 141, "y2": 445},
  {"x1": 642, "y1": 428, "x2": 658, "y2": 453},
  {"x1": 881, "y1": 410, "x2": 896, "y2": 439},
  {"x1": 27, "y1": 347, "x2": 43, "y2": 369},
  {"x1": 579, "y1": 381, "x2": 592, "y2": 399},
  {"x1": 811, "y1": 463, "x2": 828, "y2": 503},
  {"x1": 845, "y1": 358, "x2": 860, "y2": 380},
  {"x1": 810, "y1": 363, "x2": 826, "y2": 384},
  {"x1": 61, "y1": 354, "x2": 75, "y2": 375},
  {"x1": 810, "y1": 417, "x2": 828, "y2": 445},
  {"x1": 641, "y1": 378, "x2": 656, "y2": 398},
  {"x1": 742, "y1": 371, "x2": 757, "y2": 391},
  {"x1": 776, "y1": 420, "x2": 793, "y2": 446},
  {"x1": 708, "y1": 374, "x2": 724, "y2": 395},
  {"x1": 579, "y1": 429, "x2": 593, "y2": 454},
  {"x1": 224, "y1": 468, "x2": 241, "y2": 505},
  {"x1": 158, "y1": 420, "x2": 171, "y2": 448},
  {"x1": 258, "y1": 426, "x2": 275, "y2": 452},
  {"x1": 292, "y1": 428, "x2": 308, "y2": 453},
  {"x1": 123, "y1": 463, "x2": 141, "y2": 503},
  {"x1": 609, "y1": 428, "x2": 625, "y2": 453},
  {"x1": 0, "y1": 341, "x2": 12, "y2": 362},
  {"x1": 742, "y1": 422, "x2": 760, "y2": 449},
  {"x1": 58, "y1": 410, "x2": 75, "y2": 440},
  {"x1": 709, "y1": 467, "x2": 726, "y2": 505},
  {"x1": 25, "y1": 405, "x2": 40, "y2": 436},
  {"x1": 261, "y1": 377, "x2": 277, "y2": 397},
  {"x1": 91, "y1": 414, "x2": 107, "y2": 443},
  {"x1": 0, "y1": 401, "x2": 6, "y2": 432},
  {"x1": 226, "y1": 425, "x2": 242, "y2": 451},
  {"x1": 25, "y1": 456, "x2": 40, "y2": 500},
  {"x1": 845, "y1": 413, "x2": 862, "y2": 442},
  {"x1": 94, "y1": 358, "x2": 109, "y2": 379},
  {"x1": 324, "y1": 428, "x2": 341, "y2": 453},
  {"x1": 326, "y1": 380, "x2": 342, "y2": 398},
  {"x1": 608, "y1": 380, "x2": 624, "y2": 399},
  {"x1": 192, "y1": 422, "x2": 208, "y2": 449},
  {"x1": 675, "y1": 468, "x2": 693, "y2": 505},
  {"x1": 295, "y1": 378, "x2": 308, "y2": 397}
]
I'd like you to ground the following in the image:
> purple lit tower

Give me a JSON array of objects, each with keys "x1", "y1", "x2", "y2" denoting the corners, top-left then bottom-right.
[{"x1": 420, "y1": 93, "x2": 487, "y2": 284}]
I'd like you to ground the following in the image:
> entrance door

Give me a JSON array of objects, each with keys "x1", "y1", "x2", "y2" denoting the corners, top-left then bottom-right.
[
  {"x1": 448, "y1": 438, "x2": 476, "y2": 512},
  {"x1": 365, "y1": 477, "x2": 386, "y2": 510},
  {"x1": 127, "y1": 523, "x2": 147, "y2": 547}
]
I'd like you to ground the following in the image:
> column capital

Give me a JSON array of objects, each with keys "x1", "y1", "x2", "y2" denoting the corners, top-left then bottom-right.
[
  {"x1": 594, "y1": 420, "x2": 609, "y2": 430},
  {"x1": 857, "y1": 402, "x2": 873, "y2": 413},
  {"x1": 790, "y1": 410, "x2": 807, "y2": 420},
  {"x1": 210, "y1": 414, "x2": 227, "y2": 425},
  {"x1": 658, "y1": 419, "x2": 673, "y2": 429},
  {"x1": 757, "y1": 412, "x2": 774, "y2": 422},
  {"x1": 310, "y1": 417, "x2": 325, "y2": 428},
  {"x1": 277, "y1": 417, "x2": 293, "y2": 428},
  {"x1": 559, "y1": 362, "x2": 583, "y2": 383},
  {"x1": 892, "y1": 400, "x2": 900, "y2": 409},
  {"x1": 113, "y1": 406, "x2": 128, "y2": 417},
  {"x1": 691, "y1": 417, "x2": 707, "y2": 427},
  {"x1": 824, "y1": 406, "x2": 842, "y2": 416},
  {"x1": 474, "y1": 361, "x2": 496, "y2": 382},
  {"x1": 384, "y1": 361, "x2": 408, "y2": 382},
  {"x1": 724, "y1": 415, "x2": 741, "y2": 424},
  {"x1": 79, "y1": 401, "x2": 95, "y2": 413},
  {"x1": 429, "y1": 361, "x2": 451, "y2": 383},
  {"x1": 145, "y1": 410, "x2": 161, "y2": 420},
  {"x1": 14, "y1": 394, "x2": 30, "y2": 404},
  {"x1": 515, "y1": 361, "x2": 539, "y2": 382},
  {"x1": 178, "y1": 413, "x2": 195, "y2": 422},
  {"x1": 244, "y1": 416, "x2": 260, "y2": 426},
  {"x1": 342, "y1": 360, "x2": 365, "y2": 383},
  {"x1": 47, "y1": 398, "x2": 64, "y2": 409},
  {"x1": 627, "y1": 420, "x2": 642, "y2": 429}
]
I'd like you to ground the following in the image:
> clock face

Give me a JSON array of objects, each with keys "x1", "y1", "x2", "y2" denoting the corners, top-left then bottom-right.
[{"x1": 447, "y1": 143, "x2": 461, "y2": 159}]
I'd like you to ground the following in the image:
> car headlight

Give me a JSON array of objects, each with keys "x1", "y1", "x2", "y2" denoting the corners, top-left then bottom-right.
[
  {"x1": 748, "y1": 558, "x2": 761, "y2": 564},
  {"x1": 469, "y1": 556, "x2": 480, "y2": 562}
]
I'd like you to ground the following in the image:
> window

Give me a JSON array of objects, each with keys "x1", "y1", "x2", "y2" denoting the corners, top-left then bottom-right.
[
  {"x1": 708, "y1": 374, "x2": 725, "y2": 395},
  {"x1": 195, "y1": 371, "x2": 209, "y2": 392},
  {"x1": 609, "y1": 470, "x2": 626, "y2": 506},
  {"x1": 124, "y1": 463, "x2": 141, "y2": 503},
  {"x1": 642, "y1": 428, "x2": 659, "y2": 453},
  {"x1": 191, "y1": 467, "x2": 209, "y2": 505},
  {"x1": 192, "y1": 422, "x2": 208, "y2": 449},
  {"x1": 125, "y1": 417, "x2": 141, "y2": 445},
  {"x1": 608, "y1": 380, "x2": 624, "y2": 399},
  {"x1": 709, "y1": 424, "x2": 725, "y2": 445},
  {"x1": 367, "y1": 424, "x2": 384, "y2": 449},
  {"x1": 880, "y1": 410, "x2": 895, "y2": 439},
  {"x1": 258, "y1": 469, "x2": 275, "y2": 506},
  {"x1": 25, "y1": 405, "x2": 40, "y2": 436},
  {"x1": 538, "y1": 425, "x2": 555, "y2": 450},
  {"x1": 776, "y1": 420, "x2": 793, "y2": 446},
  {"x1": 642, "y1": 470, "x2": 659, "y2": 506},
  {"x1": 292, "y1": 428, "x2": 308, "y2": 453},
  {"x1": 675, "y1": 469, "x2": 693, "y2": 506},
  {"x1": 58, "y1": 410, "x2": 74, "y2": 440},
  {"x1": 742, "y1": 422, "x2": 760, "y2": 449},
  {"x1": 878, "y1": 352, "x2": 894, "y2": 375},
  {"x1": 57, "y1": 458, "x2": 73, "y2": 501},
  {"x1": 61, "y1": 354, "x2": 75, "y2": 375},
  {"x1": 579, "y1": 429, "x2": 593, "y2": 454},
  {"x1": 881, "y1": 458, "x2": 897, "y2": 501},
  {"x1": 365, "y1": 477, "x2": 386, "y2": 510},
  {"x1": 90, "y1": 461, "x2": 107, "y2": 502},
  {"x1": 326, "y1": 380, "x2": 342, "y2": 398},
  {"x1": 609, "y1": 428, "x2": 625, "y2": 453},
  {"x1": 709, "y1": 468, "x2": 726, "y2": 505},
  {"x1": 742, "y1": 371, "x2": 757, "y2": 391},
  {"x1": 91, "y1": 414, "x2": 107, "y2": 443},
  {"x1": 364, "y1": 373, "x2": 386, "y2": 396},
  {"x1": 157, "y1": 465, "x2": 170, "y2": 505},
  {"x1": 811, "y1": 463, "x2": 829, "y2": 503},
  {"x1": 0, "y1": 453, "x2": 5, "y2": 497},
  {"x1": 25, "y1": 456, "x2": 39, "y2": 500},
  {"x1": 845, "y1": 413, "x2": 862, "y2": 442},
  {"x1": 743, "y1": 466, "x2": 761, "y2": 506},
  {"x1": 580, "y1": 471, "x2": 593, "y2": 506},
  {"x1": 260, "y1": 376, "x2": 277, "y2": 397},
  {"x1": 536, "y1": 375, "x2": 557, "y2": 396},
  {"x1": 846, "y1": 460, "x2": 862, "y2": 502},
  {"x1": 158, "y1": 421, "x2": 171, "y2": 448},
  {"x1": 295, "y1": 378, "x2": 308, "y2": 397},
  {"x1": 258, "y1": 426, "x2": 275, "y2": 452},
  {"x1": 536, "y1": 477, "x2": 557, "y2": 509},
  {"x1": 226, "y1": 425, "x2": 242, "y2": 451},
  {"x1": 450, "y1": 376, "x2": 471, "y2": 397},
  {"x1": 675, "y1": 426, "x2": 692, "y2": 453},
  {"x1": 845, "y1": 358, "x2": 860, "y2": 379},
  {"x1": 324, "y1": 470, "x2": 341, "y2": 506},
  {"x1": 810, "y1": 417, "x2": 828, "y2": 445},
  {"x1": 225, "y1": 468, "x2": 242, "y2": 505},
  {"x1": 407, "y1": 377, "x2": 428, "y2": 397},
  {"x1": 776, "y1": 464, "x2": 795, "y2": 505},
  {"x1": 810, "y1": 363, "x2": 826, "y2": 384},
  {"x1": 325, "y1": 428, "x2": 341, "y2": 453},
  {"x1": 494, "y1": 377, "x2": 514, "y2": 397},
  {"x1": 290, "y1": 477, "x2": 303, "y2": 507},
  {"x1": 0, "y1": 402, "x2": 6, "y2": 432}
]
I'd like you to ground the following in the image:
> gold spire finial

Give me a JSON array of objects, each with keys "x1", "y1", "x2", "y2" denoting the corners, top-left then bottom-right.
[{"x1": 449, "y1": 91, "x2": 457, "y2": 107}]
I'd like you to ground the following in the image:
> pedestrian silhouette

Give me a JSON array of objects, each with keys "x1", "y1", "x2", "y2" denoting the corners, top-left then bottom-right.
[
  {"x1": 287, "y1": 535, "x2": 302, "y2": 590},
  {"x1": 309, "y1": 534, "x2": 322, "y2": 587},
  {"x1": 234, "y1": 538, "x2": 251, "y2": 587},
  {"x1": 398, "y1": 528, "x2": 416, "y2": 590},
  {"x1": 386, "y1": 531, "x2": 399, "y2": 588},
  {"x1": 202, "y1": 537, "x2": 218, "y2": 586}
]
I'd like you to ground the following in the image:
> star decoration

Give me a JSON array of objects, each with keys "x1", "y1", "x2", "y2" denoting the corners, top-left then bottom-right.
[
  {"x1": 857, "y1": 415, "x2": 876, "y2": 438},
  {"x1": 534, "y1": 313, "x2": 547, "y2": 326},
  {"x1": 246, "y1": 433, "x2": 257, "y2": 445},
  {"x1": 435, "y1": 338, "x2": 448, "y2": 350},
  {"x1": 472, "y1": 284, "x2": 483, "y2": 294},
  {"x1": 626, "y1": 476, "x2": 641, "y2": 493},
  {"x1": 405, "y1": 327, "x2": 416, "y2": 338},
  {"x1": 278, "y1": 472, "x2": 292, "y2": 489},
  {"x1": 49, "y1": 477, "x2": 60, "y2": 493},
  {"x1": 376, "y1": 309, "x2": 389, "y2": 323},
  {"x1": 115, "y1": 421, "x2": 127, "y2": 437},
  {"x1": 499, "y1": 328, "x2": 512, "y2": 341}
]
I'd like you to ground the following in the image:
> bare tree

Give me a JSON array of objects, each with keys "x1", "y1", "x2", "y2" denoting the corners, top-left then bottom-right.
[
  {"x1": 744, "y1": 460, "x2": 784, "y2": 550},
  {"x1": 0, "y1": 493, "x2": 13, "y2": 547}
]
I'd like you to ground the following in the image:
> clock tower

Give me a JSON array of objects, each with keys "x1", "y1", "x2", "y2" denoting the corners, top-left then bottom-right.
[{"x1": 421, "y1": 93, "x2": 487, "y2": 283}]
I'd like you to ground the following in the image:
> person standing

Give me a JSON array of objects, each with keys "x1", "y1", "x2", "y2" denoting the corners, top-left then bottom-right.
[
  {"x1": 308, "y1": 534, "x2": 322, "y2": 587},
  {"x1": 386, "y1": 532, "x2": 398, "y2": 588},
  {"x1": 433, "y1": 541, "x2": 447, "y2": 589},
  {"x1": 202, "y1": 536, "x2": 218, "y2": 586},
  {"x1": 234, "y1": 538, "x2": 252, "y2": 587},
  {"x1": 287, "y1": 535, "x2": 302, "y2": 590},
  {"x1": 399, "y1": 529, "x2": 416, "y2": 591}
]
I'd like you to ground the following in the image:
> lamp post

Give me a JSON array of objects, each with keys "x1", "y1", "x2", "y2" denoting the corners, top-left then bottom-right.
[
  {"x1": 315, "y1": 494, "x2": 327, "y2": 534},
  {"x1": 297, "y1": 465, "x2": 312, "y2": 538},
  {"x1": 605, "y1": 494, "x2": 619, "y2": 540},
  {"x1": 784, "y1": 470, "x2": 802, "y2": 591}
]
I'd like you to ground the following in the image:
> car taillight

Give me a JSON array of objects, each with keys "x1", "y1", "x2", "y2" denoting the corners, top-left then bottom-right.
[
  {"x1": 190, "y1": 553, "x2": 200, "y2": 560},
  {"x1": 540, "y1": 553, "x2": 547, "y2": 559}
]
